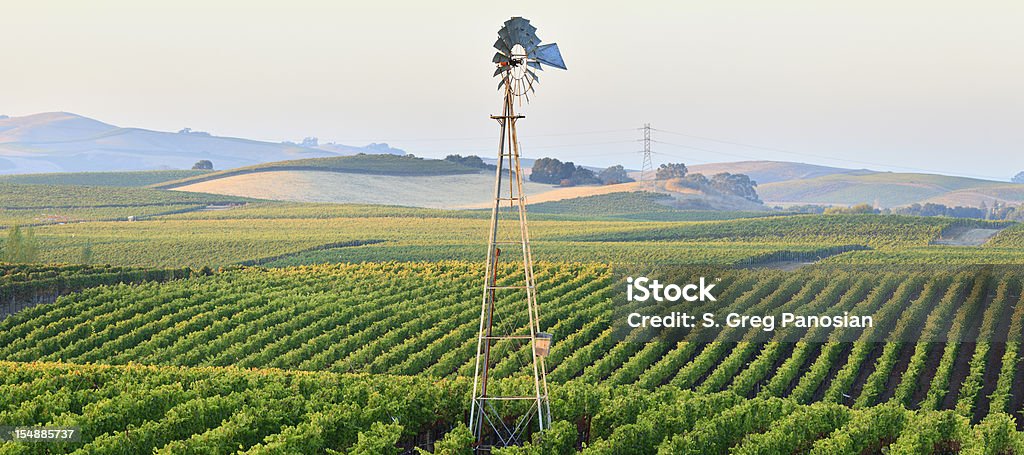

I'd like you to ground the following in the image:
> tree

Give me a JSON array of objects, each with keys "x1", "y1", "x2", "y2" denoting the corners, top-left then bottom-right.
[
  {"x1": 710, "y1": 173, "x2": 760, "y2": 202},
  {"x1": 1013, "y1": 171, "x2": 1024, "y2": 184},
  {"x1": 825, "y1": 203, "x2": 877, "y2": 214},
  {"x1": 3, "y1": 226, "x2": 39, "y2": 263},
  {"x1": 656, "y1": 163, "x2": 687, "y2": 180},
  {"x1": 444, "y1": 154, "x2": 496, "y2": 171},
  {"x1": 598, "y1": 165, "x2": 634, "y2": 185},
  {"x1": 530, "y1": 157, "x2": 598, "y2": 185},
  {"x1": 681, "y1": 173, "x2": 709, "y2": 188},
  {"x1": 192, "y1": 160, "x2": 213, "y2": 170},
  {"x1": 569, "y1": 166, "x2": 600, "y2": 185}
]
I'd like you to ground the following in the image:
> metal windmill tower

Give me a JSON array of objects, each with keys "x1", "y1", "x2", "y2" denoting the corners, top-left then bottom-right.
[
  {"x1": 640, "y1": 123, "x2": 654, "y2": 189},
  {"x1": 469, "y1": 16, "x2": 566, "y2": 451}
]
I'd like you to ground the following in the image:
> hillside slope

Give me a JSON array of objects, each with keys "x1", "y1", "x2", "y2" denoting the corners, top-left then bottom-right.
[
  {"x1": 0, "y1": 112, "x2": 402, "y2": 174},
  {"x1": 172, "y1": 170, "x2": 556, "y2": 208},
  {"x1": 685, "y1": 160, "x2": 874, "y2": 184},
  {"x1": 759, "y1": 172, "x2": 1024, "y2": 208}
]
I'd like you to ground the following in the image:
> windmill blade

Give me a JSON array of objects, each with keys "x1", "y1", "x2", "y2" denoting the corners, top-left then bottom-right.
[
  {"x1": 518, "y1": 23, "x2": 539, "y2": 49},
  {"x1": 533, "y1": 43, "x2": 566, "y2": 70},
  {"x1": 525, "y1": 68, "x2": 539, "y2": 83},
  {"x1": 526, "y1": 61, "x2": 542, "y2": 71},
  {"x1": 506, "y1": 17, "x2": 534, "y2": 47},
  {"x1": 493, "y1": 38, "x2": 511, "y2": 54},
  {"x1": 493, "y1": 52, "x2": 510, "y2": 64},
  {"x1": 498, "y1": 27, "x2": 513, "y2": 50},
  {"x1": 493, "y1": 66, "x2": 509, "y2": 77}
]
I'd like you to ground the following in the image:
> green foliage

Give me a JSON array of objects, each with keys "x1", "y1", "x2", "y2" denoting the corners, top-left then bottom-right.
[
  {"x1": 444, "y1": 154, "x2": 496, "y2": 171},
  {"x1": 0, "y1": 182, "x2": 253, "y2": 209},
  {"x1": 79, "y1": 242, "x2": 94, "y2": 265},
  {"x1": 558, "y1": 213, "x2": 963, "y2": 248},
  {"x1": 655, "y1": 163, "x2": 687, "y2": 180},
  {"x1": 350, "y1": 421, "x2": 403, "y2": 455},
  {"x1": 986, "y1": 222, "x2": 1024, "y2": 247},
  {"x1": 192, "y1": 159, "x2": 214, "y2": 170},
  {"x1": 597, "y1": 165, "x2": 634, "y2": 185},
  {"x1": 708, "y1": 172, "x2": 760, "y2": 202},
  {"x1": 824, "y1": 203, "x2": 877, "y2": 214},
  {"x1": 418, "y1": 423, "x2": 473, "y2": 455},
  {"x1": 3, "y1": 225, "x2": 38, "y2": 263},
  {"x1": 492, "y1": 420, "x2": 577, "y2": 455},
  {"x1": 529, "y1": 157, "x2": 598, "y2": 185}
]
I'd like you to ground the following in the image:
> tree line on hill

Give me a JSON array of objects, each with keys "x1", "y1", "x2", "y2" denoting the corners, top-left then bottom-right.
[
  {"x1": 660, "y1": 163, "x2": 760, "y2": 203},
  {"x1": 443, "y1": 155, "x2": 497, "y2": 171},
  {"x1": 526, "y1": 158, "x2": 761, "y2": 202}
]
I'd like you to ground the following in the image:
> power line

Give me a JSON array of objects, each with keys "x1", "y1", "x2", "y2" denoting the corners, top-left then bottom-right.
[
  {"x1": 329, "y1": 128, "x2": 634, "y2": 144},
  {"x1": 651, "y1": 128, "x2": 1008, "y2": 181}
]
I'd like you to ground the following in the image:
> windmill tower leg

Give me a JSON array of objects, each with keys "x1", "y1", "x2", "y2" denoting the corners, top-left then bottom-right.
[{"x1": 469, "y1": 83, "x2": 550, "y2": 451}]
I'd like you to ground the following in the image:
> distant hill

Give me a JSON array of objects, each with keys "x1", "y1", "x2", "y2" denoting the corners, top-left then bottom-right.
[
  {"x1": 686, "y1": 160, "x2": 874, "y2": 184},
  {"x1": 315, "y1": 142, "x2": 405, "y2": 156},
  {"x1": 162, "y1": 154, "x2": 772, "y2": 211},
  {"x1": 157, "y1": 154, "x2": 527, "y2": 209},
  {"x1": 759, "y1": 172, "x2": 1024, "y2": 208},
  {"x1": 154, "y1": 154, "x2": 480, "y2": 189},
  {"x1": 0, "y1": 112, "x2": 400, "y2": 174}
]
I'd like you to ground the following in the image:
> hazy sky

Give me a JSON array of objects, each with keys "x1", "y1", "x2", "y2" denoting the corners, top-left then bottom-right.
[{"x1": 2, "y1": 1, "x2": 1022, "y2": 179}]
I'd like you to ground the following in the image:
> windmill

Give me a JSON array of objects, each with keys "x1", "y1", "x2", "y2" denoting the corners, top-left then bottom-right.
[{"x1": 469, "y1": 16, "x2": 566, "y2": 451}]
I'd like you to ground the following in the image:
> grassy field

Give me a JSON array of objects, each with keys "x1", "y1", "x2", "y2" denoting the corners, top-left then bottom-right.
[
  {"x1": 152, "y1": 154, "x2": 483, "y2": 189},
  {"x1": 0, "y1": 169, "x2": 210, "y2": 187},
  {"x1": 0, "y1": 183, "x2": 255, "y2": 228}
]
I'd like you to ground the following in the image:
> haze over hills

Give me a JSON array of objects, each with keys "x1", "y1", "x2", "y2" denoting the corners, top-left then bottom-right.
[
  {"x1": 161, "y1": 155, "x2": 1024, "y2": 211},
  {"x1": 3, "y1": 112, "x2": 1022, "y2": 210},
  {"x1": 687, "y1": 160, "x2": 876, "y2": 185},
  {"x1": 0, "y1": 112, "x2": 405, "y2": 174},
  {"x1": 759, "y1": 172, "x2": 1024, "y2": 208}
]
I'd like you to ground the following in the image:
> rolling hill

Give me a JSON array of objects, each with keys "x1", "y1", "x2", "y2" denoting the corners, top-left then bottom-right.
[
  {"x1": 0, "y1": 112, "x2": 404, "y2": 174},
  {"x1": 162, "y1": 155, "x2": 768, "y2": 211},
  {"x1": 685, "y1": 160, "x2": 875, "y2": 184},
  {"x1": 759, "y1": 172, "x2": 1024, "y2": 208},
  {"x1": 158, "y1": 154, "x2": 543, "y2": 208}
]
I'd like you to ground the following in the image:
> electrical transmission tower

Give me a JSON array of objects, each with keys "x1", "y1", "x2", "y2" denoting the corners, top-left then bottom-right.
[
  {"x1": 470, "y1": 17, "x2": 565, "y2": 451},
  {"x1": 640, "y1": 123, "x2": 654, "y2": 190}
]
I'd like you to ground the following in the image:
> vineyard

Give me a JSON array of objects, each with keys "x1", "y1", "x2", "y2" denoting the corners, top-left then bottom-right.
[
  {"x1": 0, "y1": 170, "x2": 211, "y2": 187},
  {"x1": 3, "y1": 262, "x2": 1024, "y2": 452},
  {"x1": 3, "y1": 182, "x2": 1024, "y2": 452},
  {"x1": 2, "y1": 360, "x2": 1022, "y2": 454},
  {"x1": 1, "y1": 263, "x2": 193, "y2": 325}
]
